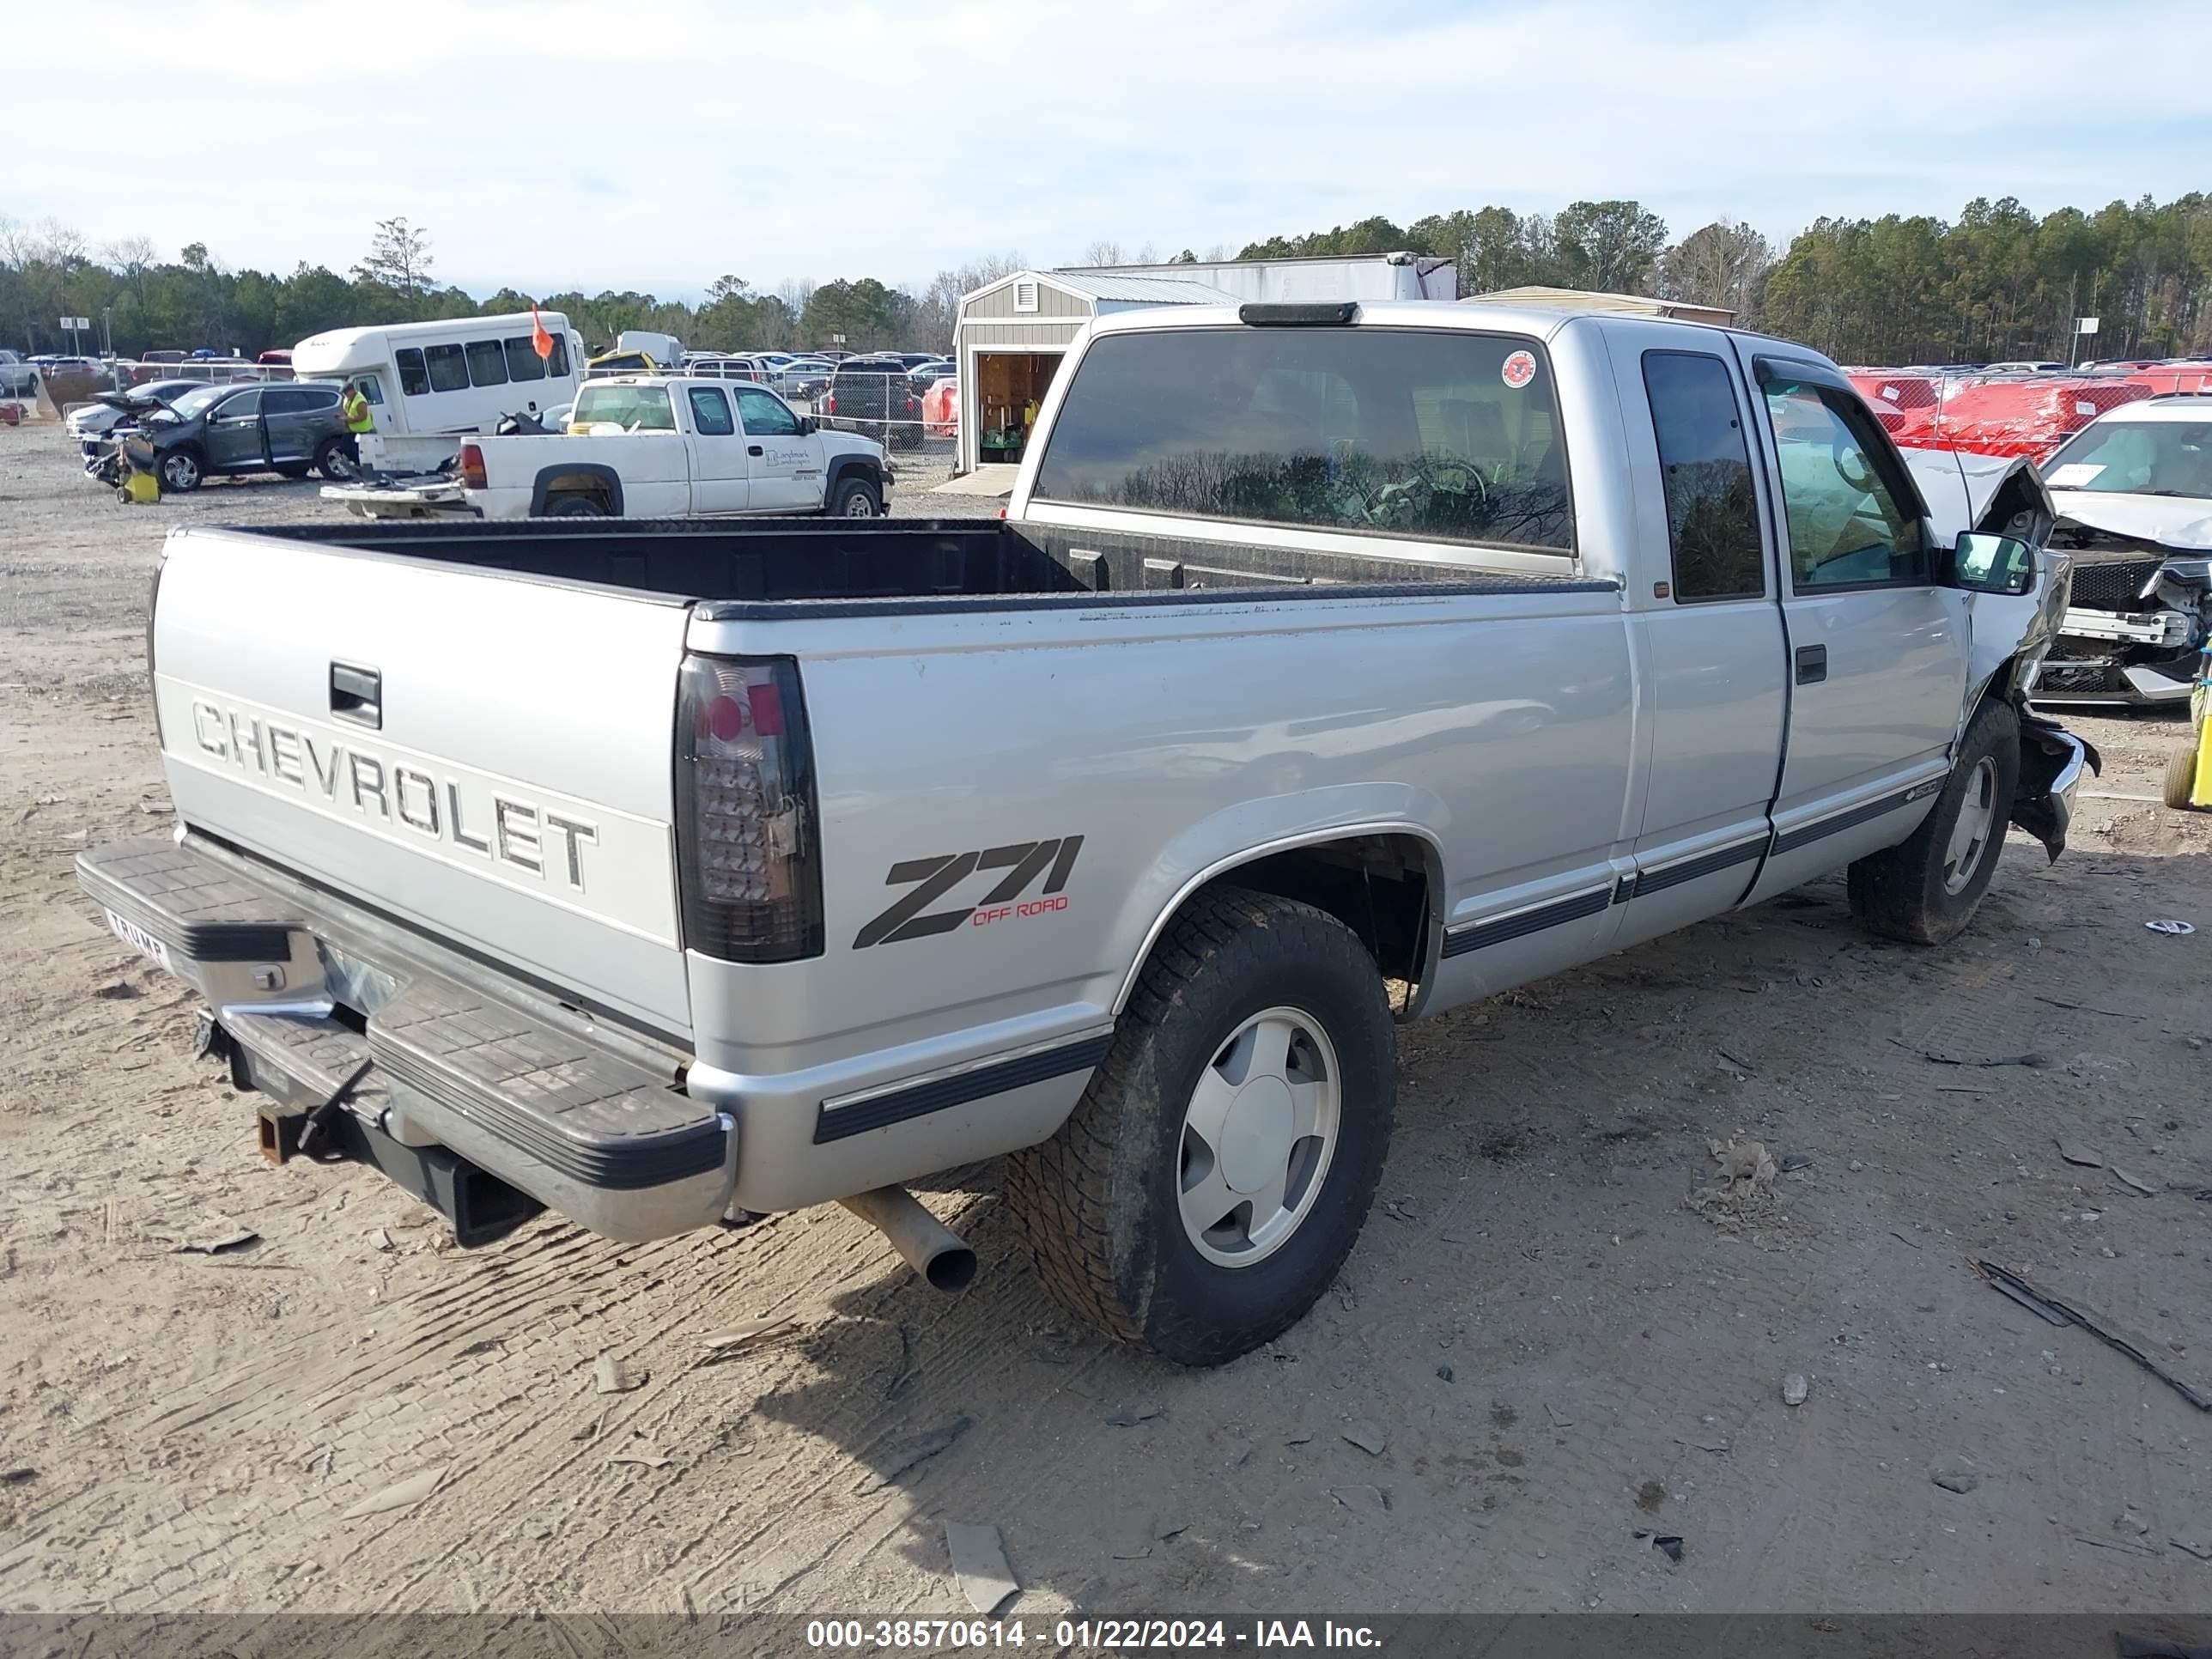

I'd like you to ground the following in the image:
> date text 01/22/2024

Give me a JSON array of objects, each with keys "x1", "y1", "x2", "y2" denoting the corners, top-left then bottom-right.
[{"x1": 803, "y1": 1617, "x2": 1383, "y2": 1650}]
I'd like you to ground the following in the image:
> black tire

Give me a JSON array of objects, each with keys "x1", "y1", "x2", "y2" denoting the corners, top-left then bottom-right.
[
  {"x1": 313, "y1": 438, "x2": 356, "y2": 482},
  {"x1": 1005, "y1": 887, "x2": 1397, "y2": 1366},
  {"x1": 828, "y1": 475, "x2": 882, "y2": 518},
  {"x1": 1849, "y1": 697, "x2": 2020, "y2": 945},
  {"x1": 541, "y1": 494, "x2": 607, "y2": 518},
  {"x1": 2166, "y1": 741, "x2": 2201, "y2": 811},
  {"x1": 157, "y1": 447, "x2": 204, "y2": 492}
]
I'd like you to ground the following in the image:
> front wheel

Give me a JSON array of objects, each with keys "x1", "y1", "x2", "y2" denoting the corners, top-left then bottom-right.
[
  {"x1": 158, "y1": 447, "x2": 203, "y2": 492},
  {"x1": 829, "y1": 476, "x2": 881, "y2": 518},
  {"x1": 1005, "y1": 887, "x2": 1396, "y2": 1366},
  {"x1": 1849, "y1": 697, "x2": 2020, "y2": 945}
]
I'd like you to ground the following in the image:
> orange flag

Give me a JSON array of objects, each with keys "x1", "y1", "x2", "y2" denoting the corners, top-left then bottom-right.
[{"x1": 532, "y1": 305, "x2": 555, "y2": 362}]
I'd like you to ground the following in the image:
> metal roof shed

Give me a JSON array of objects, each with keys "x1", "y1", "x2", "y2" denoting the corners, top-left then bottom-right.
[{"x1": 951, "y1": 270, "x2": 1231, "y2": 473}]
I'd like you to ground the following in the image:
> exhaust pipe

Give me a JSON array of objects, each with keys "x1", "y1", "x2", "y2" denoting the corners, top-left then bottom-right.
[{"x1": 839, "y1": 1185, "x2": 977, "y2": 1293}]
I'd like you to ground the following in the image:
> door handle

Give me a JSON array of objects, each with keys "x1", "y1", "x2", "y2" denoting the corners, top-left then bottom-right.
[
  {"x1": 330, "y1": 661, "x2": 381, "y2": 729},
  {"x1": 1794, "y1": 644, "x2": 1827, "y2": 685},
  {"x1": 748, "y1": 444, "x2": 763, "y2": 457}
]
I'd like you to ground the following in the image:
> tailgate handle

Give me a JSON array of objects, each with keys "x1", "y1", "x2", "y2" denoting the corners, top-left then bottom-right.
[
  {"x1": 329, "y1": 662, "x2": 382, "y2": 729},
  {"x1": 1794, "y1": 644, "x2": 1827, "y2": 685}
]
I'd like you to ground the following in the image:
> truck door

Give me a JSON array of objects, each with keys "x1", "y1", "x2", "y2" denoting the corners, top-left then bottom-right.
[
  {"x1": 681, "y1": 384, "x2": 750, "y2": 514},
  {"x1": 732, "y1": 386, "x2": 821, "y2": 512},
  {"x1": 203, "y1": 387, "x2": 265, "y2": 471},
  {"x1": 1735, "y1": 351, "x2": 1966, "y2": 903},
  {"x1": 1603, "y1": 331, "x2": 1790, "y2": 950}
]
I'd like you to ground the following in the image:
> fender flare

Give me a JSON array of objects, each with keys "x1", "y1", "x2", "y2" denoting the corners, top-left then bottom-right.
[
  {"x1": 821, "y1": 453, "x2": 883, "y2": 509},
  {"x1": 531, "y1": 462, "x2": 625, "y2": 517},
  {"x1": 1106, "y1": 788, "x2": 1453, "y2": 1014}
]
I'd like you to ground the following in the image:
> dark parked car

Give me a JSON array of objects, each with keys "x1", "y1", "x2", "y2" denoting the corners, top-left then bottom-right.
[
  {"x1": 89, "y1": 380, "x2": 355, "y2": 491},
  {"x1": 823, "y1": 354, "x2": 925, "y2": 450}
]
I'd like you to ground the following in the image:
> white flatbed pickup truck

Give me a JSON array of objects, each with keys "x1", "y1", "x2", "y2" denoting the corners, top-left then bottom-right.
[
  {"x1": 86, "y1": 300, "x2": 2092, "y2": 1364},
  {"x1": 322, "y1": 375, "x2": 890, "y2": 521}
]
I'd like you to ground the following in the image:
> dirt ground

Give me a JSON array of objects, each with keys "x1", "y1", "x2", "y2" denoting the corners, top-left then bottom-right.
[{"x1": 3, "y1": 416, "x2": 2210, "y2": 1624}]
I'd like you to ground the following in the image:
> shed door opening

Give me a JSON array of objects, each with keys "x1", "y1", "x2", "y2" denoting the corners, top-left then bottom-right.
[{"x1": 975, "y1": 352, "x2": 1061, "y2": 464}]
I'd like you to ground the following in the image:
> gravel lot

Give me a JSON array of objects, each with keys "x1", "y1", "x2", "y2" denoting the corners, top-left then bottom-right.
[{"x1": 3, "y1": 416, "x2": 2210, "y2": 1626}]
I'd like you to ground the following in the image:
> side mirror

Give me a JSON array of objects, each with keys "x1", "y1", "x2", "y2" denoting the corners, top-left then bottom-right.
[
  {"x1": 1950, "y1": 532, "x2": 2037, "y2": 596},
  {"x1": 799, "y1": 415, "x2": 817, "y2": 435}
]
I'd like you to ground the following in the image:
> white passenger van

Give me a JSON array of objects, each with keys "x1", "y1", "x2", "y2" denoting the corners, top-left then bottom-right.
[{"x1": 290, "y1": 312, "x2": 585, "y2": 474}]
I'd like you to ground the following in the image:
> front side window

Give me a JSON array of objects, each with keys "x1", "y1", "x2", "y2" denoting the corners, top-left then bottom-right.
[
  {"x1": 1642, "y1": 350, "x2": 1765, "y2": 601},
  {"x1": 396, "y1": 347, "x2": 429, "y2": 396},
  {"x1": 503, "y1": 337, "x2": 547, "y2": 382},
  {"x1": 465, "y1": 338, "x2": 509, "y2": 387},
  {"x1": 734, "y1": 386, "x2": 800, "y2": 436},
  {"x1": 1031, "y1": 326, "x2": 1573, "y2": 552},
  {"x1": 687, "y1": 386, "x2": 734, "y2": 435},
  {"x1": 1759, "y1": 368, "x2": 1926, "y2": 590},
  {"x1": 212, "y1": 388, "x2": 262, "y2": 420},
  {"x1": 2045, "y1": 419, "x2": 2212, "y2": 498},
  {"x1": 424, "y1": 343, "x2": 470, "y2": 393},
  {"x1": 573, "y1": 384, "x2": 677, "y2": 431}
]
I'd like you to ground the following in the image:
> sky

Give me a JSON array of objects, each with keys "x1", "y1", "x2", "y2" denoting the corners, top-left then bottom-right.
[{"x1": 9, "y1": 0, "x2": 2210, "y2": 301}]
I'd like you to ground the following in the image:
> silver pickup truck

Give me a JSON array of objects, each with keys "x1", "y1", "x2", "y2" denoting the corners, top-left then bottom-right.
[{"x1": 82, "y1": 300, "x2": 2093, "y2": 1365}]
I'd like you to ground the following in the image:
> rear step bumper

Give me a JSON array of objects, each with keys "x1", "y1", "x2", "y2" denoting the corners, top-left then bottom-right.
[{"x1": 79, "y1": 835, "x2": 738, "y2": 1243}]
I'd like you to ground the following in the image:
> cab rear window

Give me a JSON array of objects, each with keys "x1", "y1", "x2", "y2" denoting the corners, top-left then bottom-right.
[{"x1": 1031, "y1": 326, "x2": 1573, "y2": 554}]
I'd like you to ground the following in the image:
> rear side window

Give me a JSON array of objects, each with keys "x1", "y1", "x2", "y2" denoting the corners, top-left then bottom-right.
[
  {"x1": 573, "y1": 385, "x2": 677, "y2": 431},
  {"x1": 465, "y1": 339, "x2": 508, "y2": 387},
  {"x1": 503, "y1": 337, "x2": 547, "y2": 382},
  {"x1": 396, "y1": 348, "x2": 429, "y2": 396},
  {"x1": 1032, "y1": 327, "x2": 1573, "y2": 553},
  {"x1": 1641, "y1": 350, "x2": 1765, "y2": 601},
  {"x1": 261, "y1": 386, "x2": 319, "y2": 414},
  {"x1": 424, "y1": 343, "x2": 469, "y2": 393},
  {"x1": 687, "y1": 386, "x2": 734, "y2": 435}
]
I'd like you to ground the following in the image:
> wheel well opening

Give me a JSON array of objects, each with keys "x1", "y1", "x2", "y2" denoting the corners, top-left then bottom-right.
[
  {"x1": 543, "y1": 471, "x2": 611, "y2": 498},
  {"x1": 1199, "y1": 835, "x2": 1434, "y2": 1009}
]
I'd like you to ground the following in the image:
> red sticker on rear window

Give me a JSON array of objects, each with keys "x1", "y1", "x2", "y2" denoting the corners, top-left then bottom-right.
[{"x1": 1502, "y1": 350, "x2": 1537, "y2": 389}]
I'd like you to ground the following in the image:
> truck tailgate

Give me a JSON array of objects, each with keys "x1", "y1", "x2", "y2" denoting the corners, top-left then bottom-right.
[{"x1": 152, "y1": 527, "x2": 695, "y2": 1034}]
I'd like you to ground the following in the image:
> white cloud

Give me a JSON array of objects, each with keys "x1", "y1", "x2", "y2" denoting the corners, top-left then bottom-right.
[{"x1": 8, "y1": 0, "x2": 2208, "y2": 298}]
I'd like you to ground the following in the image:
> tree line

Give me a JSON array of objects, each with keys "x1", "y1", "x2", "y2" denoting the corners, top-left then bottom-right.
[
  {"x1": 1237, "y1": 192, "x2": 2212, "y2": 363},
  {"x1": 5, "y1": 194, "x2": 2209, "y2": 368},
  {"x1": 0, "y1": 216, "x2": 1026, "y2": 362}
]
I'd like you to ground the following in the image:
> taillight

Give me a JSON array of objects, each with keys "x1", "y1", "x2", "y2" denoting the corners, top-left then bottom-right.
[
  {"x1": 675, "y1": 653, "x2": 823, "y2": 963},
  {"x1": 459, "y1": 442, "x2": 487, "y2": 490},
  {"x1": 824, "y1": 392, "x2": 836, "y2": 414}
]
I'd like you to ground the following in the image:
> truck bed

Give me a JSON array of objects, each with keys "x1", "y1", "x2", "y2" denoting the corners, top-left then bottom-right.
[{"x1": 224, "y1": 517, "x2": 1612, "y2": 612}]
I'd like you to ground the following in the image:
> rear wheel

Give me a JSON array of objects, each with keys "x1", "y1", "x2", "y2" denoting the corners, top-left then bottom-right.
[
  {"x1": 1849, "y1": 697, "x2": 2020, "y2": 945},
  {"x1": 1006, "y1": 887, "x2": 1396, "y2": 1366},
  {"x1": 158, "y1": 447, "x2": 203, "y2": 492},
  {"x1": 313, "y1": 438, "x2": 356, "y2": 482},
  {"x1": 542, "y1": 493, "x2": 607, "y2": 518},
  {"x1": 2166, "y1": 741, "x2": 2202, "y2": 811},
  {"x1": 829, "y1": 476, "x2": 881, "y2": 518}
]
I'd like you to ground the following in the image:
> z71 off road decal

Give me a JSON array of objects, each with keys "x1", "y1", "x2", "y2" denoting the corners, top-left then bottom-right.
[{"x1": 854, "y1": 836, "x2": 1084, "y2": 949}]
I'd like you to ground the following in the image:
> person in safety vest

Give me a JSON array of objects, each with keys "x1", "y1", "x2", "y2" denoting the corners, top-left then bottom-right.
[{"x1": 339, "y1": 380, "x2": 375, "y2": 478}]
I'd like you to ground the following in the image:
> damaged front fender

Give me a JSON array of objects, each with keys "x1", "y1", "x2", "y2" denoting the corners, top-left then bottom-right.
[{"x1": 2009, "y1": 696, "x2": 2100, "y2": 862}]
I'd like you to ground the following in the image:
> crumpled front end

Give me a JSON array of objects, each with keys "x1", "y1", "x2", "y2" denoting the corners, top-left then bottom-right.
[{"x1": 2038, "y1": 512, "x2": 2212, "y2": 706}]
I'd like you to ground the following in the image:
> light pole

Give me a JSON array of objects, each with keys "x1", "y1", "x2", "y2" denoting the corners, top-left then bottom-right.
[{"x1": 101, "y1": 307, "x2": 112, "y2": 356}]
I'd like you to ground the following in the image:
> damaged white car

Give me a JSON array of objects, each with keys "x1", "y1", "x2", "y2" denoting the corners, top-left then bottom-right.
[{"x1": 2030, "y1": 397, "x2": 2212, "y2": 707}]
